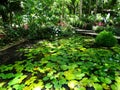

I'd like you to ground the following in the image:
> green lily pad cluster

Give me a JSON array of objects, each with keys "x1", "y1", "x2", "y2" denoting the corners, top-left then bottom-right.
[{"x1": 0, "y1": 35, "x2": 120, "y2": 90}]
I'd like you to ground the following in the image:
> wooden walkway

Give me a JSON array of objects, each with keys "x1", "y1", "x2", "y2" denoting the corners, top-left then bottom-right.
[{"x1": 75, "y1": 28, "x2": 120, "y2": 40}]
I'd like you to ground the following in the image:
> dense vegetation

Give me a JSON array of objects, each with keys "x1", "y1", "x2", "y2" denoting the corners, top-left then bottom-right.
[
  {"x1": 0, "y1": 35, "x2": 120, "y2": 89},
  {"x1": 0, "y1": 0, "x2": 120, "y2": 90},
  {"x1": 0, "y1": 0, "x2": 120, "y2": 43},
  {"x1": 95, "y1": 30, "x2": 117, "y2": 47}
]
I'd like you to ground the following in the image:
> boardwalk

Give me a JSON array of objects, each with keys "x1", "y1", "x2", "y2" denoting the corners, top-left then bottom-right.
[{"x1": 75, "y1": 29, "x2": 120, "y2": 40}]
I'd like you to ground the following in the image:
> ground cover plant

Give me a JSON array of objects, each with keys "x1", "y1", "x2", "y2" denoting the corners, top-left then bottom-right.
[
  {"x1": 0, "y1": 35, "x2": 120, "y2": 90},
  {"x1": 0, "y1": 0, "x2": 120, "y2": 49},
  {"x1": 0, "y1": 0, "x2": 120, "y2": 89}
]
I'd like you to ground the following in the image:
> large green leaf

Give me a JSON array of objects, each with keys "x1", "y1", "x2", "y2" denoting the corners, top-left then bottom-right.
[
  {"x1": 45, "y1": 83, "x2": 52, "y2": 89},
  {"x1": 94, "y1": 83, "x2": 103, "y2": 90},
  {"x1": 68, "y1": 80, "x2": 78, "y2": 89}
]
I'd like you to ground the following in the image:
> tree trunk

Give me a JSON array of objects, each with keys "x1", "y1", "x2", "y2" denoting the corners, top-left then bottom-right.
[
  {"x1": 95, "y1": 0, "x2": 98, "y2": 15},
  {"x1": 79, "y1": 0, "x2": 83, "y2": 17},
  {"x1": 89, "y1": 0, "x2": 91, "y2": 14}
]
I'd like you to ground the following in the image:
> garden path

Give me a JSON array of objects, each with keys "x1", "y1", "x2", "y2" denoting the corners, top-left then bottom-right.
[{"x1": 75, "y1": 28, "x2": 120, "y2": 40}]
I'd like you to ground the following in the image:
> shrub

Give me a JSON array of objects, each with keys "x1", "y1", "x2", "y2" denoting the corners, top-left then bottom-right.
[
  {"x1": 94, "y1": 26, "x2": 104, "y2": 33},
  {"x1": 95, "y1": 30, "x2": 117, "y2": 47},
  {"x1": 38, "y1": 26, "x2": 55, "y2": 39},
  {"x1": 61, "y1": 26, "x2": 75, "y2": 37},
  {"x1": 27, "y1": 24, "x2": 55, "y2": 40}
]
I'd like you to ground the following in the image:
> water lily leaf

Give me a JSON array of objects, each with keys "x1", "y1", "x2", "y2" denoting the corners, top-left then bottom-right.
[
  {"x1": 93, "y1": 83, "x2": 103, "y2": 90},
  {"x1": 25, "y1": 62, "x2": 34, "y2": 72},
  {"x1": 0, "y1": 87, "x2": 6, "y2": 90},
  {"x1": 25, "y1": 76, "x2": 36, "y2": 85},
  {"x1": 18, "y1": 75, "x2": 27, "y2": 83},
  {"x1": 98, "y1": 76, "x2": 104, "y2": 81},
  {"x1": 80, "y1": 47, "x2": 87, "y2": 52},
  {"x1": 0, "y1": 73, "x2": 15, "y2": 79},
  {"x1": 8, "y1": 73, "x2": 24, "y2": 86},
  {"x1": 52, "y1": 79, "x2": 58, "y2": 85},
  {"x1": 13, "y1": 84, "x2": 25, "y2": 90},
  {"x1": 115, "y1": 77, "x2": 120, "y2": 83},
  {"x1": 68, "y1": 80, "x2": 78, "y2": 89},
  {"x1": 111, "y1": 84, "x2": 117, "y2": 90},
  {"x1": 68, "y1": 63, "x2": 78, "y2": 69},
  {"x1": 104, "y1": 78, "x2": 112, "y2": 84},
  {"x1": 36, "y1": 67, "x2": 46, "y2": 73},
  {"x1": 23, "y1": 84, "x2": 33, "y2": 90},
  {"x1": 0, "y1": 82, "x2": 5, "y2": 87},
  {"x1": 33, "y1": 80, "x2": 44, "y2": 89},
  {"x1": 80, "y1": 78, "x2": 89, "y2": 86},
  {"x1": 99, "y1": 77, "x2": 111, "y2": 84},
  {"x1": 15, "y1": 73, "x2": 23, "y2": 77},
  {"x1": 43, "y1": 76, "x2": 49, "y2": 81},
  {"x1": 8, "y1": 78, "x2": 19, "y2": 86},
  {"x1": 102, "y1": 83, "x2": 110, "y2": 90},
  {"x1": 6, "y1": 86, "x2": 13, "y2": 90},
  {"x1": 47, "y1": 71, "x2": 54, "y2": 79},
  {"x1": 115, "y1": 82, "x2": 120, "y2": 90},
  {"x1": 64, "y1": 70, "x2": 75, "y2": 80},
  {"x1": 0, "y1": 65, "x2": 13, "y2": 72},
  {"x1": 14, "y1": 63, "x2": 25, "y2": 73},
  {"x1": 59, "y1": 78, "x2": 67, "y2": 85},
  {"x1": 50, "y1": 55, "x2": 58, "y2": 61},
  {"x1": 60, "y1": 65, "x2": 68, "y2": 70},
  {"x1": 23, "y1": 85, "x2": 34, "y2": 90},
  {"x1": 90, "y1": 75, "x2": 99, "y2": 82},
  {"x1": 81, "y1": 57, "x2": 87, "y2": 61},
  {"x1": 45, "y1": 83, "x2": 52, "y2": 89},
  {"x1": 75, "y1": 73, "x2": 85, "y2": 80},
  {"x1": 77, "y1": 62, "x2": 83, "y2": 65},
  {"x1": 52, "y1": 79, "x2": 62, "y2": 89},
  {"x1": 54, "y1": 82, "x2": 62, "y2": 89},
  {"x1": 46, "y1": 62, "x2": 56, "y2": 68},
  {"x1": 75, "y1": 86, "x2": 86, "y2": 90}
]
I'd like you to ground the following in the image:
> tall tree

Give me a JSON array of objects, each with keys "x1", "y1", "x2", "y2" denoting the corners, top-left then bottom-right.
[
  {"x1": 0, "y1": 0, "x2": 23, "y2": 28},
  {"x1": 79, "y1": 0, "x2": 83, "y2": 17}
]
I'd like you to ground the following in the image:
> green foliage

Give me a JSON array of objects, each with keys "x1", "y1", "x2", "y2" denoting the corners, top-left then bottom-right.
[
  {"x1": 70, "y1": 15, "x2": 94, "y2": 30},
  {"x1": 1, "y1": 35, "x2": 120, "y2": 89},
  {"x1": 114, "y1": 16, "x2": 120, "y2": 26},
  {"x1": 38, "y1": 26, "x2": 56, "y2": 39},
  {"x1": 0, "y1": 26, "x2": 28, "y2": 46},
  {"x1": 1, "y1": 0, "x2": 119, "y2": 46},
  {"x1": 105, "y1": 26, "x2": 116, "y2": 33},
  {"x1": 0, "y1": 0, "x2": 23, "y2": 26},
  {"x1": 94, "y1": 26, "x2": 105, "y2": 33},
  {"x1": 0, "y1": 73, "x2": 15, "y2": 79},
  {"x1": 0, "y1": 64, "x2": 13, "y2": 72},
  {"x1": 5, "y1": 27, "x2": 27, "y2": 40},
  {"x1": 114, "y1": 27, "x2": 120, "y2": 36},
  {"x1": 95, "y1": 30, "x2": 117, "y2": 47},
  {"x1": 61, "y1": 26, "x2": 75, "y2": 37},
  {"x1": 94, "y1": 26, "x2": 115, "y2": 33}
]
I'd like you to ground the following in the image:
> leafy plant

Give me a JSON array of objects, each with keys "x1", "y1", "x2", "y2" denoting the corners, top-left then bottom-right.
[
  {"x1": 1, "y1": 35, "x2": 120, "y2": 89},
  {"x1": 95, "y1": 30, "x2": 117, "y2": 47},
  {"x1": 0, "y1": 73, "x2": 15, "y2": 79}
]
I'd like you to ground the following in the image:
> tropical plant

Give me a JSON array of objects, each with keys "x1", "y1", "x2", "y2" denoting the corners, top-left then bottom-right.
[
  {"x1": 0, "y1": 0, "x2": 23, "y2": 27},
  {"x1": 1, "y1": 35, "x2": 120, "y2": 89},
  {"x1": 95, "y1": 30, "x2": 117, "y2": 47}
]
